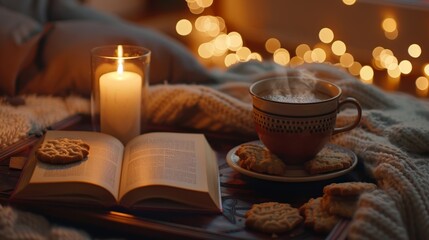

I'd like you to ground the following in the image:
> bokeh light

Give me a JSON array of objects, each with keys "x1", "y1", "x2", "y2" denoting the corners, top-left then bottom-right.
[
  {"x1": 342, "y1": 0, "x2": 356, "y2": 6},
  {"x1": 408, "y1": 44, "x2": 422, "y2": 58},
  {"x1": 224, "y1": 53, "x2": 239, "y2": 67},
  {"x1": 360, "y1": 65, "x2": 374, "y2": 84},
  {"x1": 382, "y1": 18, "x2": 397, "y2": 33},
  {"x1": 273, "y1": 48, "x2": 290, "y2": 66},
  {"x1": 265, "y1": 38, "x2": 281, "y2": 53},
  {"x1": 416, "y1": 76, "x2": 429, "y2": 90},
  {"x1": 296, "y1": 44, "x2": 311, "y2": 58},
  {"x1": 181, "y1": 0, "x2": 428, "y2": 97},
  {"x1": 348, "y1": 62, "x2": 362, "y2": 76},
  {"x1": 398, "y1": 60, "x2": 412, "y2": 74},
  {"x1": 319, "y1": 28, "x2": 334, "y2": 43},
  {"x1": 176, "y1": 19, "x2": 192, "y2": 36},
  {"x1": 340, "y1": 53, "x2": 354, "y2": 68},
  {"x1": 332, "y1": 40, "x2": 346, "y2": 56},
  {"x1": 424, "y1": 64, "x2": 429, "y2": 76}
]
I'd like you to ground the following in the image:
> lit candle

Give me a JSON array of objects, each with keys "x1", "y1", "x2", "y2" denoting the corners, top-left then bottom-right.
[{"x1": 99, "y1": 45, "x2": 142, "y2": 143}]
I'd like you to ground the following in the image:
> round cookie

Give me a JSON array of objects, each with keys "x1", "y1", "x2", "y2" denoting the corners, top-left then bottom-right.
[
  {"x1": 36, "y1": 138, "x2": 90, "y2": 164},
  {"x1": 236, "y1": 144, "x2": 287, "y2": 176},
  {"x1": 299, "y1": 197, "x2": 340, "y2": 233},
  {"x1": 245, "y1": 202, "x2": 303, "y2": 234},
  {"x1": 323, "y1": 182, "x2": 377, "y2": 196}
]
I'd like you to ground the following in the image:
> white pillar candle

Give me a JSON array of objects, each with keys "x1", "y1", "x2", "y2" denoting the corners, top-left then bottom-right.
[{"x1": 99, "y1": 70, "x2": 142, "y2": 144}]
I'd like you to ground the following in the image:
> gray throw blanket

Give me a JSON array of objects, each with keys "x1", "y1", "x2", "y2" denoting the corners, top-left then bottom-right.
[{"x1": 1, "y1": 62, "x2": 428, "y2": 239}]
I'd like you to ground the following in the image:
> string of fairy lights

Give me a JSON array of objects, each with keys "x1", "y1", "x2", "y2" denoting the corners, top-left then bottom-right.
[{"x1": 175, "y1": 0, "x2": 429, "y2": 97}]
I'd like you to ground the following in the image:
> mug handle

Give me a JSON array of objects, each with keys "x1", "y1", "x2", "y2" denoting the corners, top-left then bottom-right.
[{"x1": 332, "y1": 97, "x2": 362, "y2": 135}]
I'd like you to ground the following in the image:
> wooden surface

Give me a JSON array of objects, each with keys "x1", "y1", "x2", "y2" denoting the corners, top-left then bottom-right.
[{"x1": 0, "y1": 114, "x2": 370, "y2": 239}]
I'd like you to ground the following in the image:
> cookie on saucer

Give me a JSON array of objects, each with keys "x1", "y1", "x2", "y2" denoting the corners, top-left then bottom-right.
[
  {"x1": 236, "y1": 143, "x2": 287, "y2": 176},
  {"x1": 304, "y1": 147, "x2": 353, "y2": 175}
]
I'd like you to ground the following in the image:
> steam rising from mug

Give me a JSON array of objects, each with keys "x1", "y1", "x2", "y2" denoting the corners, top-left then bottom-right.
[{"x1": 260, "y1": 77, "x2": 326, "y2": 103}]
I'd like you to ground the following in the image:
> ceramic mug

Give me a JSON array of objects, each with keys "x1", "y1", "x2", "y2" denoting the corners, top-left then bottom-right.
[{"x1": 249, "y1": 76, "x2": 362, "y2": 165}]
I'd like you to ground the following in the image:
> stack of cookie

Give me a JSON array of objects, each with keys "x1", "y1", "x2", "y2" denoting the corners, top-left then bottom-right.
[
  {"x1": 243, "y1": 182, "x2": 377, "y2": 235},
  {"x1": 321, "y1": 182, "x2": 377, "y2": 218},
  {"x1": 300, "y1": 182, "x2": 377, "y2": 233}
]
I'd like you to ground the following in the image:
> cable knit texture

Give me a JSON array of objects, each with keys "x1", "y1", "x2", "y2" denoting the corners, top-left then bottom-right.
[{"x1": 1, "y1": 62, "x2": 428, "y2": 239}]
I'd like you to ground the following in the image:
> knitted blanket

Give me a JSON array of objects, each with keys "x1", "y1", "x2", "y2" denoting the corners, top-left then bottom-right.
[{"x1": 1, "y1": 62, "x2": 428, "y2": 239}]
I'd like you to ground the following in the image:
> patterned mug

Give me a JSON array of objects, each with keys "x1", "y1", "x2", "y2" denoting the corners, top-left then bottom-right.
[{"x1": 249, "y1": 76, "x2": 362, "y2": 165}]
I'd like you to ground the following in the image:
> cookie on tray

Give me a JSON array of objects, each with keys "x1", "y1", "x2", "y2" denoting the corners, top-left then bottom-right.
[
  {"x1": 304, "y1": 147, "x2": 353, "y2": 175},
  {"x1": 236, "y1": 143, "x2": 287, "y2": 176},
  {"x1": 245, "y1": 202, "x2": 303, "y2": 234},
  {"x1": 36, "y1": 138, "x2": 90, "y2": 164},
  {"x1": 323, "y1": 182, "x2": 377, "y2": 196},
  {"x1": 299, "y1": 197, "x2": 340, "y2": 234},
  {"x1": 321, "y1": 195, "x2": 357, "y2": 218},
  {"x1": 320, "y1": 182, "x2": 377, "y2": 218}
]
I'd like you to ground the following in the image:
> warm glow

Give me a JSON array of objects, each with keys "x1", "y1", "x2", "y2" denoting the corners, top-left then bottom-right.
[
  {"x1": 408, "y1": 44, "x2": 422, "y2": 58},
  {"x1": 247, "y1": 52, "x2": 263, "y2": 61},
  {"x1": 340, "y1": 53, "x2": 354, "y2": 67},
  {"x1": 194, "y1": 16, "x2": 220, "y2": 36},
  {"x1": 224, "y1": 53, "x2": 239, "y2": 67},
  {"x1": 332, "y1": 40, "x2": 346, "y2": 56},
  {"x1": 416, "y1": 76, "x2": 429, "y2": 90},
  {"x1": 398, "y1": 60, "x2": 412, "y2": 74},
  {"x1": 213, "y1": 34, "x2": 228, "y2": 51},
  {"x1": 372, "y1": 46, "x2": 384, "y2": 60},
  {"x1": 265, "y1": 38, "x2": 281, "y2": 53},
  {"x1": 424, "y1": 64, "x2": 429, "y2": 76},
  {"x1": 303, "y1": 50, "x2": 313, "y2": 63},
  {"x1": 348, "y1": 62, "x2": 362, "y2": 76},
  {"x1": 110, "y1": 211, "x2": 135, "y2": 218},
  {"x1": 311, "y1": 48, "x2": 326, "y2": 63},
  {"x1": 319, "y1": 28, "x2": 334, "y2": 43},
  {"x1": 273, "y1": 48, "x2": 290, "y2": 66},
  {"x1": 227, "y1": 32, "x2": 243, "y2": 51},
  {"x1": 198, "y1": 42, "x2": 214, "y2": 59},
  {"x1": 382, "y1": 18, "x2": 397, "y2": 33},
  {"x1": 236, "y1": 47, "x2": 251, "y2": 61},
  {"x1": 387, "y1": 67, "x2": 401, "y2": 78},
  {"x1": 187, "y1": 1, "x2": 204, "y2": 14},
  {"x1": 117, "y1": 45, "x2": 124, "y2": 74},
  {"x1": 176, "y1": 19, "x2": 192, "y2": 36},
  {"x1": 195, "y1": 0, "x2": 213, "y2": 8},
  {"x1": 384, "y1": 29, "x2": 398, "y2": 40},
  {"x1": 379, "y1": 49, "x2": 395, "y2": 69},
  {"x1": 289, "y1": 56, "x2": 304, "y2": 67},
  {"x1": 342, "y1": 0, "x2": 356, "y2": 5},
  {"x1": 360, "y1": 65, "x2": 374, "y2": 83},
  {"x1": 296, "y1": 44, "x2": 311, "y2": 58}
]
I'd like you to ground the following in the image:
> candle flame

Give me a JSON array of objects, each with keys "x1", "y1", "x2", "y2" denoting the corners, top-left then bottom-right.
[{"x1": 117, "y1": 45, "x2": 124, "y2": 74}]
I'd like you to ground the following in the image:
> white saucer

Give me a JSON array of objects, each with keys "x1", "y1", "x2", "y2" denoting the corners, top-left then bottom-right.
[{"x1": 225, "y1": 141, "x2": 357, "y2": 182}]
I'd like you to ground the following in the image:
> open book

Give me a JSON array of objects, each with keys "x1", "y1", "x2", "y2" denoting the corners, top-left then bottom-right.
[{"x1": 11, "y1": 130, "x2": 222, "y2": 213}]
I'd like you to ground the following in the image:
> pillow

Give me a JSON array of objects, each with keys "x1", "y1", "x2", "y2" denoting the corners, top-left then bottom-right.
[
  {"x1": 0, "y1": 7, "x2": 44, "y2": 96},
  {"x1": 18, "y1": 20, "x2": 216, "y2": 96},
  {"x1": 0, "y1": 0, "x2": 49, "y2": 23}
]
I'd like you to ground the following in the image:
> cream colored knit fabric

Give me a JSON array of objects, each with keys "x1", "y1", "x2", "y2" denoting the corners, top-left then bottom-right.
[
  {"x1": 0, "y1": 95, "x2": 89, "y2": 148},
  {"x1": 0, "y1": 205, "x2": 90, "y2": 240},
  {"x1": 1, "y1": 62, "x2": 428, "y2": 239}
]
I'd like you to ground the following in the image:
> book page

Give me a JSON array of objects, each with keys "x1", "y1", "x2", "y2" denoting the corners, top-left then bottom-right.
[
  {"x1": 29, "y1": 131, "x2": 124, "y2": 200},
  {"x1": 119, "y1": 132, "x2": 208, "y2": 200}
]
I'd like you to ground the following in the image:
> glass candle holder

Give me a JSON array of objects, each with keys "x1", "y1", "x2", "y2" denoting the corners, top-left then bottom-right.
[{"x1": 91, "y1": 45, "x2": 151, "y2": 144}]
